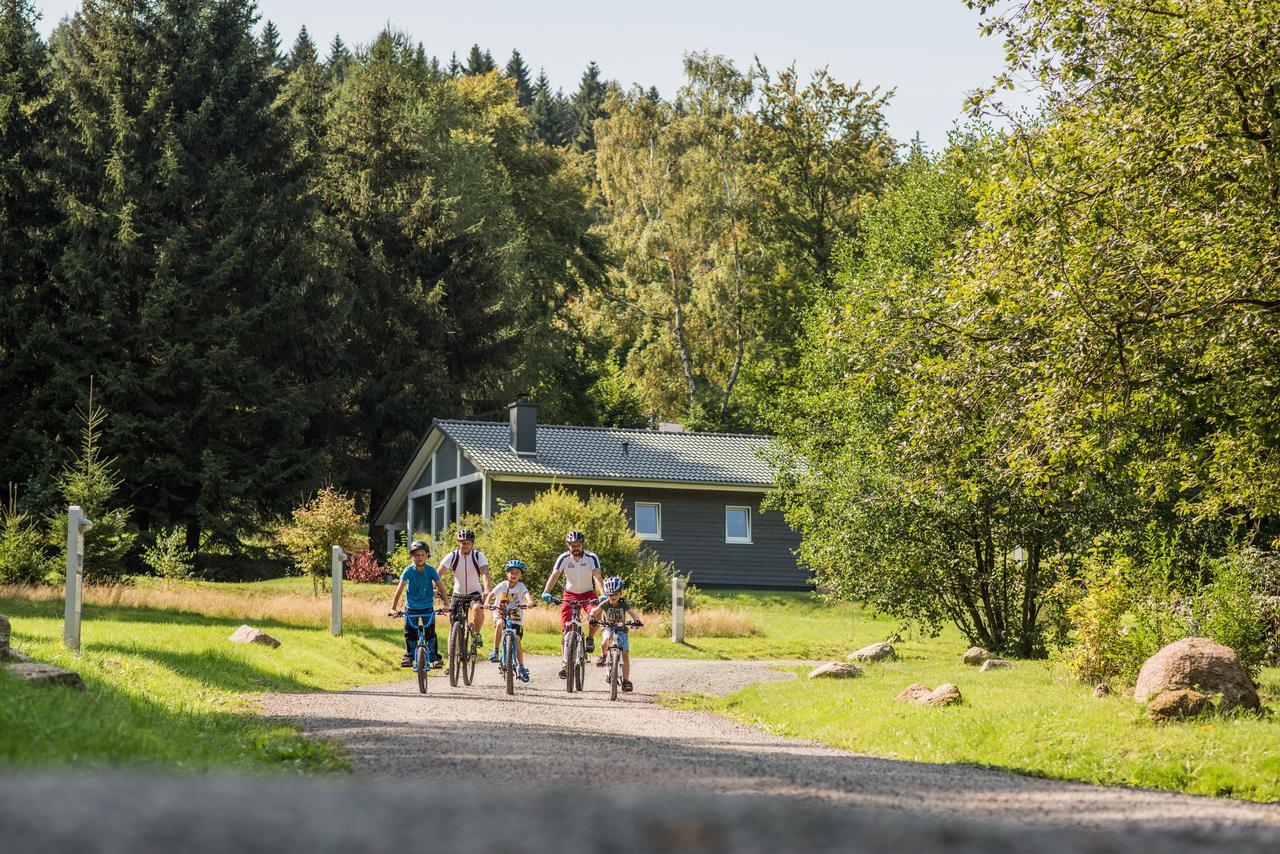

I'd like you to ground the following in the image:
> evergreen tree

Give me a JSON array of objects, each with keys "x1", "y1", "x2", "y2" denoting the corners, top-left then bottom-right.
[
  {"x1": 49, "y1": 0, "x2": 340, "y2": 550},
  {"x1": 570, "y1": 60, "x2": 607, "y2": 151},
  {"x1": 528, "y1": 70, "x2": 571, "y2": 147},
  {"x1": 259, "y1": 18, "x2": 284, "y2": 69},
  {"x1": 446, "y1": 51, "x2": 462, "y2": 77},
  {"x1": 288, "y1": 24, "x2": 316, "y2": 71},
  {"x1": 505, "y1": 48, "x2": 532, "y2": 107},
  {"x1": 464, "y1": 43, "x2": 494, "y2": 75},
  {"x1": 325, "y1": 33, "x2": 349, "y2": 75}
]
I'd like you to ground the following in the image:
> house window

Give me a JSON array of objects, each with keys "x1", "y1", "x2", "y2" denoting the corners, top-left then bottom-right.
[
  {"x1": 725, "y1": 506, "x2": 752, "y2": 544},
  {"x1": 634, "y1": 502, "x2": 661, "y2": 540}
]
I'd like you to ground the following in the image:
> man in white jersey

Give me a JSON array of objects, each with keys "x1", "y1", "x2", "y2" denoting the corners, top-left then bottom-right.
[
  {"x1": 438, "y1": 529, "x2": 490, "y2": 648},
  {"x1": 540, "y1": 529, "x2": 603, "y2": 679}
]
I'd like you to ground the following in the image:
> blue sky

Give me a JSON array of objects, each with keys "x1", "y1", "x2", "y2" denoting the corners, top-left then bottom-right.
[{"x1": 33, "y1": 0, "x2": 1033, "y2": 149}]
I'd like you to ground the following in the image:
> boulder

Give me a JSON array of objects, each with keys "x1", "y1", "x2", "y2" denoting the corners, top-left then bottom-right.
[
  {"x1": 979, "y1": 659, "x2": 1012, "y2": 672},
  {"x1": 0, "y1": 614, "x2": 9, "y2": 659},
  {"x1": 807, "y1": 662, "x2": 862, "y2": 679},
  {"x1": 6, "y1": 662, "x2": 84, "y2": 690},
  {"x1": 895, "y1": 683, "x2": 933, "y2": 703},
  {"x1": 1093, "y1": 683, "x2": 1112, "y2": 698},
  {"x1": 848, "y1": 642, "x2": 896, "y2": 663},
  {"x1": 1134, "y1": 637, "x2": 1259, "y2": 711},
  {"x1": 229, "y1": 625, "x2": 281, "y2": 649},
  {"x1": 922, "y1": 683, "x2": 963, "y2": 707},
  {"x1": 962, "y1": 647, "x2": 995, "y2": 666},
  {"x1": 1146, "y1": 689, "x2": 1211, "y2": 722}
]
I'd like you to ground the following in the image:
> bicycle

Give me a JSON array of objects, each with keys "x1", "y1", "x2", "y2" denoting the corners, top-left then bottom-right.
[
  {"x1": 389, "y1": 609, "x2": 445, "y2": 694},
  {"x1": 592, "y1": 618, "x2": 643, "y2": 700},
  {"x1": 447, "y1": 593, "x2": 483, "y2": 688},
  {"x1": 550, "y1": 596, "x2": 588, "y2": 693},
  {"x1": 486, "y1": 604, "x2": 528, "y2": 696}
]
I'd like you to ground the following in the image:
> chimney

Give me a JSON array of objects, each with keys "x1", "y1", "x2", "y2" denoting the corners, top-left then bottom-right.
[{"x1": 508, "y1": 400, "x2": 538, "y2": 458}]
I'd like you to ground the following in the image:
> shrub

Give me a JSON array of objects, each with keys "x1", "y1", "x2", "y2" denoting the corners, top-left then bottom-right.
[
  {"x1": 1191, "y1": 550, "x2": 1272, "y2": 676},
  {"x1": 0, "y1": 492, "x2": 49, "y2": 586},
  {"x1": 142, "y1": 527, "x2": 194, "y2": 580},
  {"x1": 278, "y1": 487, "x2": 366, "y2": 593},
  {"x1": 345, "y1": 549, "x2": 387, "y2": 583}
]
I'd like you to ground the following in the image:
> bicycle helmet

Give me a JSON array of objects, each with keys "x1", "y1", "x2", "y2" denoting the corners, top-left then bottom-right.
[
  {"x1": 503, "y1": 558, "x2": 526, "y2": 573},
  {"x1": 565, "y1": 529, "x2": 585, "y2": 543},
  {"x1": 603, "y1": 576, "x2": 624, "y2": 595},
  {"x1": 409, "y1": 540, "x2": 430, "y2": 555},
  {"x1": 456, "y1": 529, "x2": 476, "y2": 542}
]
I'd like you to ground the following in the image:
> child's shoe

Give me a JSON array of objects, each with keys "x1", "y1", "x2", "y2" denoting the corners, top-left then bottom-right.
[
  {"x1": 585, "y1": 637, "x2": 595, "y2": 653},
  {"x1": 473, "y1": 634, "x2": 483, "y2": 649},
  {"x1": 621, "y1": 680, "x2": 633, "y2": 692},
  {"x1": 518, "y1": 666, "x2": 530, "y2": 682},
  {"x1": 595, "y1": 653, "x2": 607, "y2": 667},
  {"x1": 400, "y1": 654, "x2": 413, "y2": 668},
  {"x1": 488, "y1": 651, "x2": 500, "y2": 663}
]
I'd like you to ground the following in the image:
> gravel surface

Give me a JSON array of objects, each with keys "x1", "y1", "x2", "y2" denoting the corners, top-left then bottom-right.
[{"x1": 259, "y1": 654, "x2": 1280, "y2": 843}]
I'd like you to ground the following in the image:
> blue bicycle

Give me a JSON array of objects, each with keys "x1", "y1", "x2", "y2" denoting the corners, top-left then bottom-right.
[
  {"x1": 487, "y1": 604, "x2": 528, "y2": 696},
  {"x1": 390, "y1": 609, "x2": 445, "y2": 694}
]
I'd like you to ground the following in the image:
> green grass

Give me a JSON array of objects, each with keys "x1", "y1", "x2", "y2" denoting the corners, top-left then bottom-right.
[
  {"x1": 0, "y1": 593, "x2": 407, "y2": 772},
  {"x1": 664, "y1": 651, "x2": 1280, "y2": 802}
]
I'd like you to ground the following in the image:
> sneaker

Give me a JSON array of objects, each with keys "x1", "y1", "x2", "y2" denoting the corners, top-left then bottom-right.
[
  {"x1": 488, "y1": 651, "x2": 499, "y2": 663},
  {"x1": 400, "y1": 655, "x2": 413, "y2": 668},
  {"x1": 431, "y1": 654, "x2": 444, "y2": 666},
  {"x1": 518, "y1": 666, "x2": 530, "y2": 682},
  {"x1": 595, "y1": 654, "x2": 607, "y2": 667},
  {"x1": 558, "y1": 667, "x2": 567, "y2": 680},
  {"x1": 473, "y1": 634, "x2": 483, "y2": 650},
  {"x1": 585, "y1": 637, "x2": 595, "y2": 653},
  {"x1": 621, "y1": 680, "x2": 633, "y2": 692}
]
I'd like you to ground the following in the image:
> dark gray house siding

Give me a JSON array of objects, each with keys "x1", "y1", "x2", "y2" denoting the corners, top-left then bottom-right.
[{"x1": 490, "y1": 481, "x2": 805, "y2": 589}]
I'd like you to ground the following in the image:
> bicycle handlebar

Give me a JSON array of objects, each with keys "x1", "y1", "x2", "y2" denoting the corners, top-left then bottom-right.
[
  {"x1": 388, "y1": 609, "x2": 446, "y2": 618},
  {"x1": 589, "y1": 619, "x2": 643, "y2": 628}
]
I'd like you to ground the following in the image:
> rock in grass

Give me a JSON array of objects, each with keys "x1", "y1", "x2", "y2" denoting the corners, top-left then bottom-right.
[
  {"x1": 848, "y1": 642, "x2": 896, "y2": 663},
  {"x1": 979, "y1": 659, "x2": 1012, "y2": 672},
  {"x1": 229, "y1": 625, "x2": 281, "y2": 649},
  {"x1": 1093, "y1": 683, "x2": 1112, "y2": 698},
  {"x1": 1134, "y1": 637, "x2": 1258, "y2": 711},
  {"x1": 808, "y1": 661, "x2": 862, "y2": 679},
  {"x1": 895, "y1": 683, "x2": 933, "y2": 703},
  {"x1": 962, "y1": 647, "x2": 995, "y2": 666},
  {"x1": 1146, "y1": 689, "x2": 1211, "y2": 721},
  {"x1": 923, "y1": 684, "x2": 963, "y2": 707},
  {"x1": 0, "y1": 614, "x2": 9, "y2": 659},
  {"x1": 6, "y1": 662, "x2": 84, "y2": 690}
]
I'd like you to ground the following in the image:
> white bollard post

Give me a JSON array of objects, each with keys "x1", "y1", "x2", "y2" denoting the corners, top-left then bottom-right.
[
  {"x1": 671, "y1": 576, "x2": 686, "y2": 644},
  {"x1": 64, "y1": 505, "x2": 93, "y2": 651},
  {"x1": 331, "y1": 546, "x2": 347, "y2": 636}
]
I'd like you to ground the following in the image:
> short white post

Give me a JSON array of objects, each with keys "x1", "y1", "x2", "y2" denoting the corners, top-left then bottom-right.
[
  {"x1": 671, "y1": 576, "x2": 686, "y2": 644},
  {"x1": 64, "y1": 505, "x2": 93, "y2": 651},
  {"x1": 331, "y1": 546, "x2": 347, "y2": 636}
]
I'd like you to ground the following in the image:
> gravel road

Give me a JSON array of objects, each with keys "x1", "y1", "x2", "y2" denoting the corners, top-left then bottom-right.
[{"x1": 259, "y1": 653, "x2": 1280, "y2": 844}]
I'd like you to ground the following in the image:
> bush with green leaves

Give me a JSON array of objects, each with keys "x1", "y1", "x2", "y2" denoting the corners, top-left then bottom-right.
[
  {"x1": 277, "y1": 487, "x2": 367, "y2": 593},
  {"x1": 0, "y1": 491, "x2": 49, "y2": 585},
  {"x1": 142, "y1": 527, "x2": 195, "y2": 580},
  {"x1": 436, "y1": 486, "x2": 686, "y2": 612},
  {"x1": 1190, "y1": 550, "x2": 1273, "y2": 676}
]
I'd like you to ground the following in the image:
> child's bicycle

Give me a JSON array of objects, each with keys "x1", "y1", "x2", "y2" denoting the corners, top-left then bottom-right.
[
  {"x1": 389, "y1": 609, "x2": 445, "y2": 694},
  {"x1": 591, "y1": 618, "x2": 643, "y2": 700},
  {"x1": 549, "y1": 596, "x2": 587, "y2": 693},
  {"x1": 446, "y1": 593, "x2": 483, "y2": 688},
  {"x1": 486, "y1": 604, "x2": 528, "y2": 696}
]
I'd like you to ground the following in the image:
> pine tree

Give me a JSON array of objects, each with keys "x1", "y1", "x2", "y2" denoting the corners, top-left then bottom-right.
[
  {"x1": 260, "y1": 18, "x2": 284, "y2": 69},
  {"x1": 326, "y1": 33, "x2": 349, "y2": 75},
  {"x1": 570, "y1": 60, "x2": 607, "y2": 151},
  {"x1": 288, "y1": 24, "x2": 316, "y2": 71},
  {"x1": 505, "y1": 49, "x2": 532, "y2": 107},
  {"x1": 528, "y1": 70, "x2": 571, "y2": 147},
  {"x1": 447, "y1": 51, "x2": 462, "y2": 77},
  {"x1": 464, "y1": 43, "x2": 494, "y2": 75}
]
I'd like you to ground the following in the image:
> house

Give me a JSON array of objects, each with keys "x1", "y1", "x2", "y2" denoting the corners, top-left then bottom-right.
[{"x1": 372, "y1": 401, "x2": 806, "y2": 588}]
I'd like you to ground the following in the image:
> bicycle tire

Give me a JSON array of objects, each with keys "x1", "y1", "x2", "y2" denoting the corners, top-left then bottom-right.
[
  {"x1": 448, "y1": 621, "x2": 463, "y2": 687},
  {"x1": 609, "y1": 650, "x2": 620, "y2": 701},
  {"x1": 503, "y1": 634, "x2": 515, "y2": 696},
  {"x1": 575, "y1": 654, "x2": 585, "y2": 691},
  {"x1": 463, "y1": 624, "x2": 477, "y2": 686},
  {"x1": 416, "y1": 646, "x2": 428, "y2": 694},
  {"x1": 565, "y1": 632, "x2": 578, "y2": 693}
]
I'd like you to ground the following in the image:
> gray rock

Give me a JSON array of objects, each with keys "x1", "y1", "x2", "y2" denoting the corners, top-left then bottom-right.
[
  {"x1": 229, "y1": 625, "x2": 281, "y2": 648},
  {"x1": 848, "y1": 642, "x2": 896, "y2": 663},
  {"x1": 1146, "y1": 689, "x2": 1211, "y2": 722},
  {"x1": 808, "y1": 662, "x2": 863, "y2": 679},
  {"x1": 1134, "y1": 637, "x2": 1258, "y2": 711},
  {"x1": 6, "y1": 662, "x2": 84, "y2": 690},
  {"x1": 962, "y1": 647, "x2": 995, "y2": 666},
  {"x1": 979, "y1": 659, "x2": 1012, "y2": 672}
]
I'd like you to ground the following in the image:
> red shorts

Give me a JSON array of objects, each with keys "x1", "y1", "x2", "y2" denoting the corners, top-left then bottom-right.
[{"x1": 560, "y1": 590, "x2": 598, "y2": 630}]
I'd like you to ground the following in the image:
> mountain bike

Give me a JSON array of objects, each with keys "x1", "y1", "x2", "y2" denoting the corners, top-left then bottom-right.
[
  {"x1": 487, "y1": 604, "x2": 528, "y2": 696},
  {"x1": 592, "y1": 618, "x2": 643, "y2": 700},
  {"x1": 550, "y1": 596, "x2": 588, "y2": 693},
  {"x1": 447, "y1": 593, "x2": 483, "y2": 688},
  {"x1": 390, "y1": 609, "x2": 445, "y2": 694}
]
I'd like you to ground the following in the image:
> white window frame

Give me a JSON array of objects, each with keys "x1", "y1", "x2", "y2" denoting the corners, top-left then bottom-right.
[
  {"x1": 725, "y1": 505, "x2": 752, "y2": 544},
  {"x1": 633, "y1": 502, "x2": 662, "y2": 541}
]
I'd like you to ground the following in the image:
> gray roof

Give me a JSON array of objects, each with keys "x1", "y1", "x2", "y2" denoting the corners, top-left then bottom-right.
[{"x1": 436, "y1": 420, "x2": 776, "y2": 488}]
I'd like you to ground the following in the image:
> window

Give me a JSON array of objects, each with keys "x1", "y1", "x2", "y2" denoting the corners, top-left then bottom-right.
[
  {"x1": 725, "y1": 506, "x2": 752, "y2": 544},
  {"x1": 634, "y1": 502, "x2": 661, "y2": 540}
]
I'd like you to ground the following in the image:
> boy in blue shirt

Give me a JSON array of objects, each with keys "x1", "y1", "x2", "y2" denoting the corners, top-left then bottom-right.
[{"x1": 388, "y1": 540, "x2": 448, "y2": 668}]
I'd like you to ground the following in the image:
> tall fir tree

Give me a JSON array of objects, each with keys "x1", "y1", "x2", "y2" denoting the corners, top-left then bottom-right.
[
  {"x1": 287, "y1": 24, "x2": 316, "y2": 71},
  {"x1": 49, "y1": 0, "x2": 340, "y2": 550},
  {"x1": 505, "y1": 48, "x2": 532, "y2": 107},
  {"x1": 446, "y1": 51, "x2": 462, "y2": 77},
  {"x1": 528, "y1": 70, "x2": 571, "y2": 147},
  {"x1": 326, "y1": 33, "x2": 349, "y2": 76},
  {"x1": 464, "y1": 43, "x2": 494, "y2": 75},
  {"x1": 570, "y1": 60, "x2": 606, "y2": 151},
  {"x1": 259, "y1": 18, "x2": 284, "y2": 70}
]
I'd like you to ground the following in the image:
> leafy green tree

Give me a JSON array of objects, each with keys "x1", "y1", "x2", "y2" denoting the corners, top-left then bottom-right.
[{"x1": 505, "y1": 48, "x2": 533, "y2": 107}]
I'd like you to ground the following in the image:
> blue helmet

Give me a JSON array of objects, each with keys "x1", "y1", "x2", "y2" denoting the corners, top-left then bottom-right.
[
  {"x1": 603, "y1": 576, "x2": 623, "y2": 595},
  {"x1": 565, "y1": 530, "x2": 585, "y2": 543},
  {"x1": 503, "y1": 559, "x2": 525, "y2": 574}
]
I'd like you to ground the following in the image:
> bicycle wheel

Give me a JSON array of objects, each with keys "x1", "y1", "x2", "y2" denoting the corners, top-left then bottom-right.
[
  {"x1": 564, "y1": 632, "x2": 578, "y2": 694},
  {"x1": 574, "y1": 653, "x2": 585, "y2": 692},
  {"x1": 609, "y1": 650, "x2": 620, "y2": 701},
  {"x1": 503, "y1": 634, "x2": 515, "y2": 696},
  {"x1": 448, "y1": 621, "x2": 463, "y2": 687},
  {"x1": 416, "y1": 646, "x2": 428, "y2": 694},
  {"x1": 463, "y1": 625, "x2": 478, "y2": 686}
]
